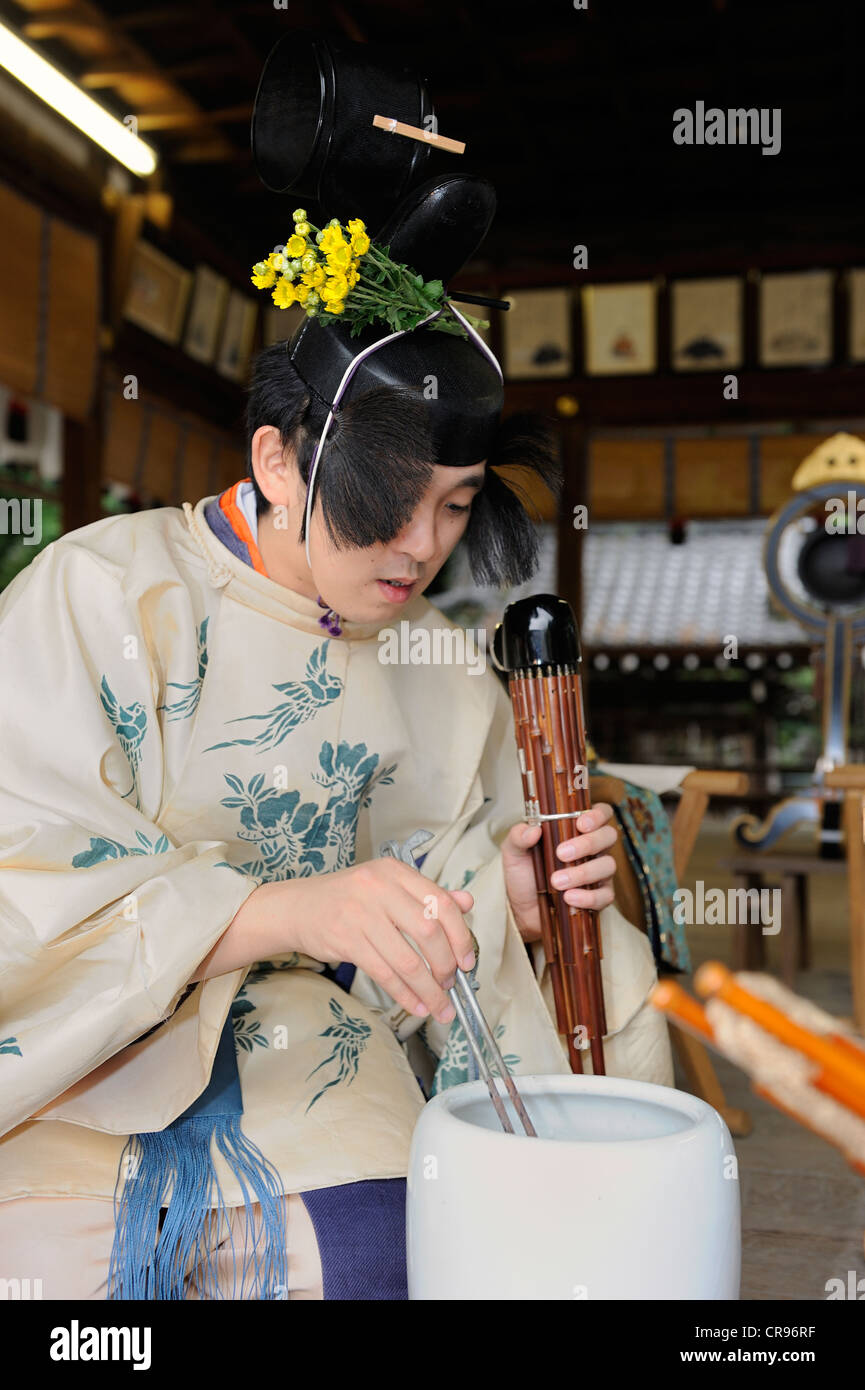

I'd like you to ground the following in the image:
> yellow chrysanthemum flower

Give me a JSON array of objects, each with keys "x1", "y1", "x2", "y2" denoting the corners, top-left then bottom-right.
[
  {"x1": 251, "y1": 260, "x2": 276, "y2": 289},
  {"x1": 272, "y1": 279, "x2": 297, "y2": 308},
  {"x1": 286, "y1": 234, "x2": 307, "y2": 257},
  {"x1": 302, "y1": 264, "x2": 326, "y2": 289},
  {"x1": 318, "y1": 225, "x2": 346, "y2": 255},
  {"x1": 294, "y1": 282, "x2": 311, "y2": 305},
  {"x1": 320, "y1": 274, "x2": 349, "y2": 303},
  {"x1": 269, "y1": 251, "x2": 288, "y2": 272},
  {"x1": 326, "y1": 242, "x2": 352, "y2": 272},
  {"x1": 346, "y1": 265, "x2": 360, "y2": 289},
  {"x1": 350, "y1": 231, "x2": 370, "y2": 255},
  {"x1": 347, "y1": 218, "x2": 366, "y2": 238},
  {"x1": 326, "y1": 300, "x2": 346, "y2": 315}
]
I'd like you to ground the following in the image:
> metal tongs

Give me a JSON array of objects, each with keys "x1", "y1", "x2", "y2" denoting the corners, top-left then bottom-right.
[{"x1": 449, "y1": 968, "x2": 537, "y2": 1137}]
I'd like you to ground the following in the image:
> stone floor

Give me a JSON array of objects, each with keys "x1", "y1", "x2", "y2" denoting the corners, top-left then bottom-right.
[{"x1": 676, "y1": 815, "x2": 865, "y2": 1301}]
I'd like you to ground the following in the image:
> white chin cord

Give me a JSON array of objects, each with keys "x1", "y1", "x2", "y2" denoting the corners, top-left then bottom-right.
[{"x1": 302, "y1": 300, "x2": 505, "y2": 626}]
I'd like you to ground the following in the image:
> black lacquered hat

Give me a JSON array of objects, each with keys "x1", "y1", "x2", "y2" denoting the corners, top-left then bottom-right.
[
  {"x1": 251, "y1": 33, "x2": 436, "y2": 234},
  {"x1": 289, "y1": 309, "x2": 503, "y2": 468},
  {"x1": 377, "y1": 172, "x2": 497, "y2": 284}
]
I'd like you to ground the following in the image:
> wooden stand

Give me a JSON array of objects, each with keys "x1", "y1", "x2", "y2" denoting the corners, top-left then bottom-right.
[{"x1": 823, "y1": 767, "x2": 865, "y2": 1032}]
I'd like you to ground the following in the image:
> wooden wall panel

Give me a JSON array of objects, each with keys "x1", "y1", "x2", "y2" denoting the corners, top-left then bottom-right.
[
  {"x1": 181, "y1": 428, "x2": 218, "y2": 504},
  {"x1": 0, "y1": 182, "x2": 40, "y2": 397},
  {"x1": 102, "y1": 386, "x2": 145, "y2": 488},
  {"x1": 143, "y1": 408, "x2": 182, "y2": 504},
  {"x1": 760, "y1": 434, "x2": 827, "y2": 512},
  {"x1": 43, "y1": 217, "x2": 99, "y2": 422},
  {"x1": 102, "y1": 369, "x2": 242, "y2": 505},
  {"x1": 589, "y1": 439, "x2": 666, "y2": 518},
  {"x1": 216, "y1": 442, "x2": 245, "y2": 492},
  {"x1": 674, "y1": 437, "x2": 750, "y2": 516}
]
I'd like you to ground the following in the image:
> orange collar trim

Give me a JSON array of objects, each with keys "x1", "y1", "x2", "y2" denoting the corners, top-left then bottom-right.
[{"x1": 219, "y1": 481, "x2": 268, "y2": 577}]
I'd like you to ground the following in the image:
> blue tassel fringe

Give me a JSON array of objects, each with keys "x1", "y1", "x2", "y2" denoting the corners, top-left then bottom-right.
[{"x1": 108, "y1": 1113, "x2": 288, "y2": 1300}]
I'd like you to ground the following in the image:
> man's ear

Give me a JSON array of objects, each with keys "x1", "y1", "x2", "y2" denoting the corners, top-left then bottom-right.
[{"x1": 251, "y1": 425, "x2": 298, "y2": 508}]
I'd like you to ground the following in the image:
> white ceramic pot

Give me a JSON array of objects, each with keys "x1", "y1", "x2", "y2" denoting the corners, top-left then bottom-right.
[{"x1": 407, "y1": 1073, "x2": 741, "y2": 1300}]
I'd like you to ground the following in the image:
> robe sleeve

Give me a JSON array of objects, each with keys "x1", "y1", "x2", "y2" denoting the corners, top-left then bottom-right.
[{"x1": 0, "y1": 539, "x2": 259, "y2": 1138}]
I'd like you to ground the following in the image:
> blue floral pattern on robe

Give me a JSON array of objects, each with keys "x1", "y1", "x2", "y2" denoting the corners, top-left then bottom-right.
[
  {"x1": 205, "y1": 642, "x2": 342, "y2": 752},
  {"x1": 99, "y1": 676, "x2": 147, "y2": 809},
  {"x1": 229, "y1": 960, "x2": 300, "y2": 1052},
  {"x1": 71, "y1": 830, "x2": 170, "y2": 867},
  {"x1": 218, "y1": 741, "x2": 395, "y2": 881},
  {"x1": 157, "y1": 618, "x2": 209, "y2": 722},
  {"x1": 305, "y1": 998, "x2": 372, "y2": 1112},
  {"x1": 430, "y1": 1021, "x2": 521, "y2": 1096}
]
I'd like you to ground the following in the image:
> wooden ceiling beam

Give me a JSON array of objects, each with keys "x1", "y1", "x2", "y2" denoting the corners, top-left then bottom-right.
[
  {"x1": 23, "y1": 14, "x2": 108, "y2": 38},
  {"x1": 172, "y1": 141, "x2": 252, "y2": 164},
  {"x1": 80, "y1": 67, "x2": 151, "y2": 88},
  {"x1": 135, "y1": 102, "x2": 252, "y2": 132},
  {"x1": 114, "y1": 8, "x2": 205, "y2": 30}
]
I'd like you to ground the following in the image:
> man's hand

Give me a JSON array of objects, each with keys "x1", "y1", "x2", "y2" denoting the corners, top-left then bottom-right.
[
  {"x1": 195, "y1": 859, "x2": 476, "y2": 1025},
  {"x1": 502, "y1": 804, "x2": 618, "y2": 943}
]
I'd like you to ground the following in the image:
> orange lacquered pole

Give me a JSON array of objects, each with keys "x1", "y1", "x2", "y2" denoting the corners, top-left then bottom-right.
[
  {"x1": 651, "y1": 979, "x2": 715, "y2": 1042},
  {"x1": 652, "y1": 980, "x2": 865, "y2": 1175},
  {"x1": 695, "y1": 962, "x2": 865, "y2": 1118}
]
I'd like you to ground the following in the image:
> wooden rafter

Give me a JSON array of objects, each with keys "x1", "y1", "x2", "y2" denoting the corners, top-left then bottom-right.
[{"x1": 135, "y1": 103, "x2": 253, "y2": 133}]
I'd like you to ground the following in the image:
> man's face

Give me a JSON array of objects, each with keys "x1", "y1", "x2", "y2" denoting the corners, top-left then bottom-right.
[
  {"x1": 251, "y1": 424, "x2": 486, "y2": 624},
  {"x1": 307, "y1": 459, "x2": 486, "y2": 623}
]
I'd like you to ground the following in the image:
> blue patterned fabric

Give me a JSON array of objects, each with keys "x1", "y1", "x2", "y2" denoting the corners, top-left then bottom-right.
[{"x1": 610, "y1": 779, "x2": 690, "y2": 973}]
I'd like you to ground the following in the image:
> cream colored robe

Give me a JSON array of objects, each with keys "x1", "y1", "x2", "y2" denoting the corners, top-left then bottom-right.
[{"x1": 0, "y1": 496, "x2": 671, "y2": 1206}]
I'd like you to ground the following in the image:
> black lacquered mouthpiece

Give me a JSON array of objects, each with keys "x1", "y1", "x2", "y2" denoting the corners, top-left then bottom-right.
[{"x1": 492, "y1": 593, "x2": 582, "y2": 672}]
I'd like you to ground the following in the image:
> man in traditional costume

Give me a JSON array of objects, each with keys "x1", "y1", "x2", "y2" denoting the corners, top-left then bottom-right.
[{"x1": 0, "y1": 39, "x2": 673, "y2": 1302}]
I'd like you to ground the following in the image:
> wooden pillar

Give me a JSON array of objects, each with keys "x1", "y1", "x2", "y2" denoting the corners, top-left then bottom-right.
[
  {"x1": 556, "y1": 416, "x2": 587, "y2": 620},
  {"x1": 842, "y1": 790, "x2": 865, "y2": 1031},
  {"x1": 62, "y1": 407, "x2": 103, "y2": 534}
]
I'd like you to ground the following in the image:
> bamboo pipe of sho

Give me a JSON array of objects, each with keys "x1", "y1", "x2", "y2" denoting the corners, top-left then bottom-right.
[{"x1": 492, "y1": 594, "x2": 607, "y2": 1075}]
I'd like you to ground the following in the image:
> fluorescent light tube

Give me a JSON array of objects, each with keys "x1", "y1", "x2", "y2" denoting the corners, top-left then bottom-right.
[{"x1": 0, "y1": 18, "x2": 157, "y2": 176}]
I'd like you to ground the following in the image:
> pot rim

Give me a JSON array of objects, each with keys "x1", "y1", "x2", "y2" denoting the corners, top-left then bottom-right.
[{"x1": 422, "y1": 1073, "x2": 725, "y2": 1148}]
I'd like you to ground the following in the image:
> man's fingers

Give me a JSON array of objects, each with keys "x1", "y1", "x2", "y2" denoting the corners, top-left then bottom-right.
[
  {"x1": 390, "y1": 884, "x2": 463, "y2": 991},
  {"x1": 550, "y1": 853, "x2": 617, "y2": 891},
  {"x1": 385, "y1": 862, "x2": 475, "y2": 972},
  {"x1": 563, "y1": 884, "x2": 615, "y2": 911},
  {"x1": 573, "y1": 804, "x2": 614, "y2": 832},
  {"x1": 357, "y1": 941, "x2": 432, "y2": 1019},
  {"x1": 506, "y1": 821, "x2": 542, "y2": 850},
  {"x1": 556, "y1": 823, "x2": 618, "y2": 862}
]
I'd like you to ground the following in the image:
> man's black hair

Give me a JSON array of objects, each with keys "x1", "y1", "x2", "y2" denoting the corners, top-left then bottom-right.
[{"x1": 244, "y1": 341, "x2": 562, "y2": 587}]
